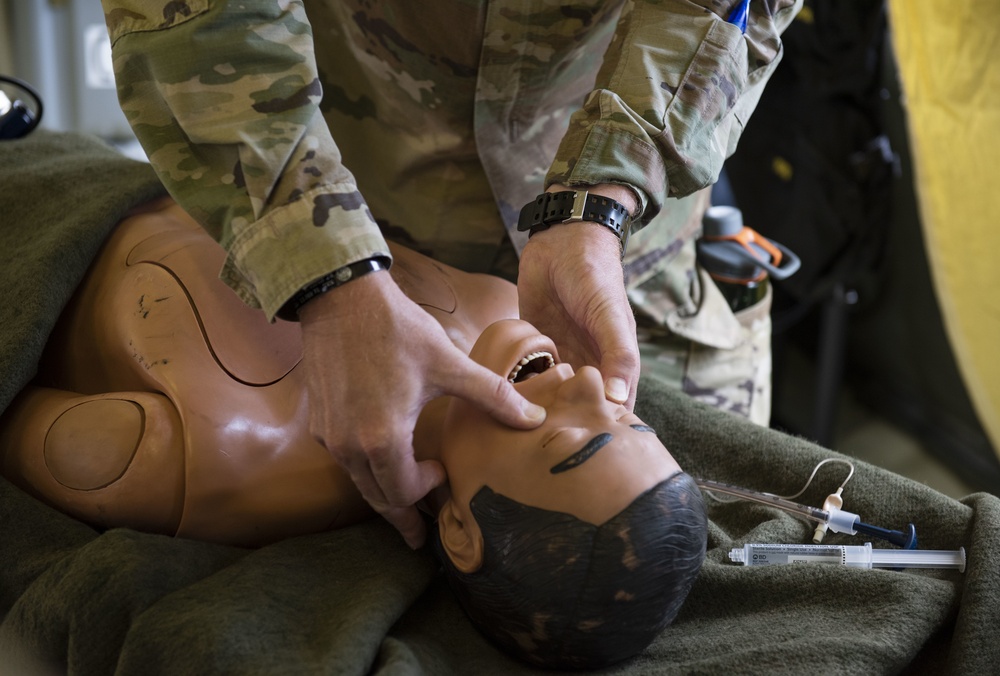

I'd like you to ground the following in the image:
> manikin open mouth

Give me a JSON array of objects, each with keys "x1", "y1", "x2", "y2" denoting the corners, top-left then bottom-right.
[{"x1": 508, "y1": 351, "x2": 555, "y2": 383}]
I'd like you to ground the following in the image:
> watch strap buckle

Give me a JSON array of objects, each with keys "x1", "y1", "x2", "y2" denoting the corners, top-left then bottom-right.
[
  {"x1": 567, "y1": 190, "x2": 589, "y2": 222},
  {"x1": 516, "y1": 189, "x2": 632, "y2": 259}
]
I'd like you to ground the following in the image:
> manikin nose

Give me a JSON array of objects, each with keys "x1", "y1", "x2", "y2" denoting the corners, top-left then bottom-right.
[{"x1": 554, "y1": 365, "x2": 607, "y2": 405}]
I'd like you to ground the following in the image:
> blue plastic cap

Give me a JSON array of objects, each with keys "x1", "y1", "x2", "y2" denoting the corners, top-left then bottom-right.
[{"x1": 726, "y1": 0, "x2": 750, "y2": 33}]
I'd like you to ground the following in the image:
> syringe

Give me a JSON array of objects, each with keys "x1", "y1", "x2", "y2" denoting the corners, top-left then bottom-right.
[
  {"x1": 729, "y1": 543, "x2": 966, "y2": 572},
  {"x1": 695, "y1": 478, "x2": 917, "y2": 548}
]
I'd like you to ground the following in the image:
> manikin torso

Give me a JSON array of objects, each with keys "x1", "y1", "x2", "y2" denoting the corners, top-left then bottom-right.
[{"x1": 0, "y1": 199, "x2": 518, "y2": 546}]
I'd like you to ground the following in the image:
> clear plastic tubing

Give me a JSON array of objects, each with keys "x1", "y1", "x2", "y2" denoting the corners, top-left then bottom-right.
[
  {"x1": 729, "y1": 543, "x2": 966, "y2": 572},
  {"x1": 696, "y1": 478, "x2": 832, "y2": 524},
  {"x1": 695, "y1": 479, "x2": 913, "y2": 546}
]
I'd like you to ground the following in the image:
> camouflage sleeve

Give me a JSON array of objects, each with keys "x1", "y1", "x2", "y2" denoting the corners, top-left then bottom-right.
[
  {"x1": 102, "y1": 0, "x2": 390, "y2": 319},
  {"x1": 546, "y1": 0, "x2": 803, "y2": 226}
]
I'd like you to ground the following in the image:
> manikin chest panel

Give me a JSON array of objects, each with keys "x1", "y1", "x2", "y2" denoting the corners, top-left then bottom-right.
[{"x1": 124, "y1": 226, "x2": 302, "y2": 386}]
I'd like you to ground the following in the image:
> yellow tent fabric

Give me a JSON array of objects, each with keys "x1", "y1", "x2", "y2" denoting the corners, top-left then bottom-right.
[{"x1": 888, "y1": 1, "x2": 1000, "y2": 457}]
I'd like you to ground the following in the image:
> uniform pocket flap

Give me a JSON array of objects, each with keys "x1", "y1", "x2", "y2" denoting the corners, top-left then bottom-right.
[
  {"x1": 104, "y1": 0, "x2": 210, "y2": 45},
  {"x1": 665, "y1": 268, "x2": 745, "y2": 350}
]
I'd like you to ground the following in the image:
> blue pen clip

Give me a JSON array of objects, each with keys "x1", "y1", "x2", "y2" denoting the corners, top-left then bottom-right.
[{"x1": 727, "y1": 0, "x2": 750, "y2": 33}]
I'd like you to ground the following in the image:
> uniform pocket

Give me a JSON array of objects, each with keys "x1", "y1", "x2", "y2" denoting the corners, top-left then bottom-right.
[
  {"x1": 104, "y1": 0, "x2": 210, "y2": 44},
  {"x1": 681, "y1": 275, "x2": 772, "y2": 425},
  {"x1": 637, "y1": 266, "x2": 773, "y2": 425}
]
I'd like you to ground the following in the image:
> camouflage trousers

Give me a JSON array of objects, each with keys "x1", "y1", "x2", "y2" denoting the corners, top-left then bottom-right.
[{"x1": 626, "y1": 189, "x2": 772, "y2": 427}]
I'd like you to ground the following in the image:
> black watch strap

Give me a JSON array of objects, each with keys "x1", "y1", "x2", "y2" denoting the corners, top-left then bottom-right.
[
  {"x1": 516, "y1": 190, "x2": 632, "y2": 257},
  {"x1": 278, "y1": 255, "x2": 391, "y2": 321}
]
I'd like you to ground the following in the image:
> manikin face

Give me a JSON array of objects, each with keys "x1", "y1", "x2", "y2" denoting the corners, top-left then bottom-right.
[{"x1": 441, "y1": 319, "x2": 682, "y2": 541}]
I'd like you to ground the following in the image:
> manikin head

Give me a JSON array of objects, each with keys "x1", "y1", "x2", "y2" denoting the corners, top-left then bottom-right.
[{"x1": 433, "y1": 319, "x2": 708, "y2": 669}]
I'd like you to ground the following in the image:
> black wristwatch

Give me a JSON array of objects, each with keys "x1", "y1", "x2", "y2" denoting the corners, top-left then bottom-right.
[
  {"x1": 516, "y1": 190, "x2": 632, "y2": 258},
  {"x1": 278, "y1": 255, "x2": 391, "y2": 320}
]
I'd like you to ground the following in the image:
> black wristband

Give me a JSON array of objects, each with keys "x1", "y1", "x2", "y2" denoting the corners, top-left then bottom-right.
[
  {"x1": 516, "y1": 190, "x2": 632, "y2": 258},
  {"x1": 279, "y1": 256, "x2": 391, "y2": 321}
]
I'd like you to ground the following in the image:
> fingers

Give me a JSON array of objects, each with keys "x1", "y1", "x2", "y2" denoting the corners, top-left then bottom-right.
[
  {"x1": 444, "y1": 361, "x2": 547, "y2": 429},
  {"x1": 348, "y1": 451, "x2": 447, "y2": 549},
  {"x1": 375, "y1": 458, "x2": 447, "y2": 549},
  {"x1": 587, "y1": 297, "x2": 640, "y2": 409},
  {"x1": 382, "y1": 505, "x2": 430, "y2": 550},
  {"x1": 596, "y1": 317, "x2": 640, "y2": 408},
  {"x1": 604, "y1": 375, "x2": 630, "y2": 404},
  {"x1": 372, "y1": 455, "x2": 447, "y2": 511},
  {"x1": 602, "y1": 354, "x2": 639, "y2": 410}
]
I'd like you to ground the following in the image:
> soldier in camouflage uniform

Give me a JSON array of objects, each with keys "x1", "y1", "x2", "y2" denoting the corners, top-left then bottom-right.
[{"x1": 101, "y1": 0, "x2": 800, "y2": 546}]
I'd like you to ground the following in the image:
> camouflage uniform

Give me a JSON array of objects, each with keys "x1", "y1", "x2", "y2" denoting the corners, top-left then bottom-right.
[{"x1": 101, "y1": 0, "x2": 800, "y2": 424}]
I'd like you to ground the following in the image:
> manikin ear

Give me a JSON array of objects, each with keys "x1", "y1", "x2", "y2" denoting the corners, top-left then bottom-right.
[{"x1": 437, "y1": 499, "x2": 484, "y2": 574}]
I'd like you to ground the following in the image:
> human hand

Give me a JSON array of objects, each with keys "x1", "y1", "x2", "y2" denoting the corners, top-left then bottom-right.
[
  {"x1": 298, "y1": 271, "x2": 546, "y2": 548},
  {"x1": 518, "y1": 190, "x2": 640, "y2": 410}
]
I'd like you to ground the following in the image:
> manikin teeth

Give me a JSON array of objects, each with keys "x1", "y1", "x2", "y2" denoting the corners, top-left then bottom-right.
[{"x1": 507, "y1": 351, "x2": 555, "y2": 383}]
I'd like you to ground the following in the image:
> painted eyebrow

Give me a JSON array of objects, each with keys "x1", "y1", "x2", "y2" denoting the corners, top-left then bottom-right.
[
  {"x1": 630, "y1": 424, "x2": 656, "y2": 434},
  {"x1": 549, "y1": 432, "x2": 614, "y2": 474}
]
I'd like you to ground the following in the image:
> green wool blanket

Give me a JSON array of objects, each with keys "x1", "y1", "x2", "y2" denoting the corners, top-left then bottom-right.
[{"x1": 0, "y1": 132, "x2": 997, "y2": 675}]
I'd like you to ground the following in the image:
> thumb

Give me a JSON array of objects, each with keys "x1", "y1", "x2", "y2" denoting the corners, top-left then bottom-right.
[
  {"x1": 600, "y1": 345, "x2": 640, "y2": 409},
  {"x1": 450, "y1": 365, "x2": 547, "y2": 429}
]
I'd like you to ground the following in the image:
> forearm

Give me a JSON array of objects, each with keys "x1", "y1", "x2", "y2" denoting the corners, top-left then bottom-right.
[
  {"x1": 103, "y1": 0, "x2": 388, "y2": 318},
  {"x1": 547, "y1": 0, "x2": 802, "y2": 226}
]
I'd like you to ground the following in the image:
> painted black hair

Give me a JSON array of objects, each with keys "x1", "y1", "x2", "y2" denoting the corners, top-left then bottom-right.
[{"x1": 433, "y1": 472, "x2": 707, "y2": 670}]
